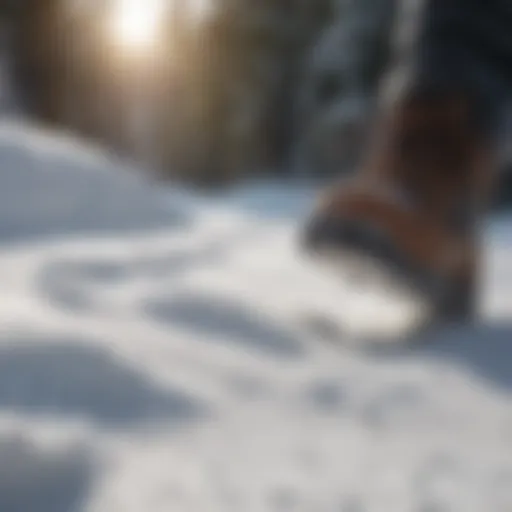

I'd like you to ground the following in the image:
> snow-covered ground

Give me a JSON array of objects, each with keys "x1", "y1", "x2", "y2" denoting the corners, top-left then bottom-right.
[{"x1": 0, "y1": 119, "x2": 511, "y2": 512}]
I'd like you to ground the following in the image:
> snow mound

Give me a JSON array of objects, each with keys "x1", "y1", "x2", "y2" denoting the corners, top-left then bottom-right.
[{"x1": 0, "y1": 120, "x2": 199, "y2": 244}]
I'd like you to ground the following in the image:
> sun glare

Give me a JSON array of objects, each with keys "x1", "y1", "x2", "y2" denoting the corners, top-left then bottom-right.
[{"x1": 110, "y1": 0, "x2": 166, "y2": 51}]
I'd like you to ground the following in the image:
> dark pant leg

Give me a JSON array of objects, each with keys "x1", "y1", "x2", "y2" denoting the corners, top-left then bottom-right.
[{"x1": 402, "y1": 0, "x2": 512, "y2": 136}]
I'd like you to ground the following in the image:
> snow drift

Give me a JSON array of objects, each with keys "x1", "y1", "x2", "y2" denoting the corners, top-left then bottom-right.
[{"x1": 0, "y1": 120, "x2": 510, "y2": 511}]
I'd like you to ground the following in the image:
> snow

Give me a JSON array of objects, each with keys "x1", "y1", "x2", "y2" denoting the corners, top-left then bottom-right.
[{"x1": 0, "y1": 119, "x2": 511, "y2": 512}]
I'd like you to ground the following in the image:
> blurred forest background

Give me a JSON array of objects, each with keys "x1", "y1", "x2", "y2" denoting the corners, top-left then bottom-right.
[
  {"x1": 0, "y1": 0, "x2": 511, "y2": 205},
  {"x1": 0, "y1": 0, "x2": 401, "y2": 183}
]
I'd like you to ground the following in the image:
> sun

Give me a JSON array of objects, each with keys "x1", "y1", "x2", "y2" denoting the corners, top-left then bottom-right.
[{"x1": 109, "y1": 0, "x2": 166, "y2": 51}]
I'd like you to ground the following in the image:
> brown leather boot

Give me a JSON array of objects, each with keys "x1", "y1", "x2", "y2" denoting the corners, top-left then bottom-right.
[{"x1": 302, "y1": 86, "x2": 498, "y2": 339}]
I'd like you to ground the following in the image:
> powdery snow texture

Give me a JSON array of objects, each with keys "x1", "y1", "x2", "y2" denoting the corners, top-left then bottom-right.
[{"x1": 0, "y1": 120, "x2": 510, "y2": 512}]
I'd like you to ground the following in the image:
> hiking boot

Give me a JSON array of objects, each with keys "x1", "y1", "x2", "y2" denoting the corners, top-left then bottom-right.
[{"x1": 302, "y1": 86, "x2": 497, "y2": 340}]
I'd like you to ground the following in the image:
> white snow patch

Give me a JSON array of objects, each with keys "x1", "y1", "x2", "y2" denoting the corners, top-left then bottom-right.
[{"x1": 0, "y1": 121, "x2": 510, "y2": 511}]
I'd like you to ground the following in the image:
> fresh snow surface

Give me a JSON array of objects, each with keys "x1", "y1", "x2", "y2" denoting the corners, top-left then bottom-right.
[{"x1": 0, "y1": 119, "x2": 511, "y2": 512}]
